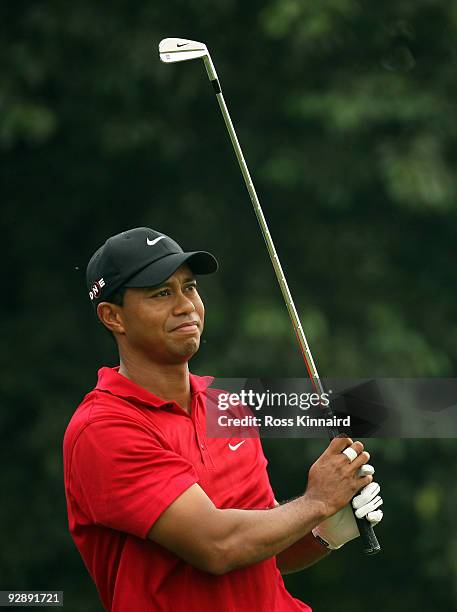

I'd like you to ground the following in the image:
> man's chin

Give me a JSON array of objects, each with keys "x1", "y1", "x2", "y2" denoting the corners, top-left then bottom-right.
[{"x1": 172, "y1": 337, "x2": 200, "y2": 361}]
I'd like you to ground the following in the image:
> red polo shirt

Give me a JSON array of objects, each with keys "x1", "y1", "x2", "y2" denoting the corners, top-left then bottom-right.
[{"x1": 63, "y1": 367, "x2": 312, "y2": 611}]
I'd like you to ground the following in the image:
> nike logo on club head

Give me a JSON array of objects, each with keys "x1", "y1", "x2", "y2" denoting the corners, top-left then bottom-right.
[
  {"x1": 146, "y1": 236, "x2": 165, "y2": 247},
  {"x1": 228, "y1": 441, "x2": 245, "y2": 451},
  {"x1": 177, "y1": 42, "x2": 189, "y2": 47}
]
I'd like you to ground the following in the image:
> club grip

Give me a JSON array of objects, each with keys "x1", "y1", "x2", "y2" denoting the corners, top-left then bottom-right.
[
  {"x1": 355, "y1": 515, "x2": 381, "y2": 555},
  {"x1": 325, "y1": 391, "x2": 381, "y2": 556}
]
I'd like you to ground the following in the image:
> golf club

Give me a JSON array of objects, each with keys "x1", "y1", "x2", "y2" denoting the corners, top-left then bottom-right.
[{"x1": 159, "y1": 37, "x2": 381, "y2": 555}]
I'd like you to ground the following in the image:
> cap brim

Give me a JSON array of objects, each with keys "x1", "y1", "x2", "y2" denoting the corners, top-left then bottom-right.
[{"x1": 123, "y1": 251, "x2": 218, "y2": 289}]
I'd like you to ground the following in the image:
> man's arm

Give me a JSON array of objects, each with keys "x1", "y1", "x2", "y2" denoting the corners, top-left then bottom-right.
[
  {"x1": 147, "y1": 437, "x2": 371, "y2": 575},
  {"x1": 148, "y1": 483, "x2": 328, "y2": 575}
]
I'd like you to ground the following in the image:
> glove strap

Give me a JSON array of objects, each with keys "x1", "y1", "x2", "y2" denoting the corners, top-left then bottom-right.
[{"x1": 312, "y1": 531, "x2": 331, "y2": 549}]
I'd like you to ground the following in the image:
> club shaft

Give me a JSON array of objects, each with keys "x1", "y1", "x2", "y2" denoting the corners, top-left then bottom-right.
[
  {"x1": 214, "y1": 91, "x2": 324, "y2": 391},
  {"x1": 206, "y1": 70, "x2": 380, "y2": 556}
]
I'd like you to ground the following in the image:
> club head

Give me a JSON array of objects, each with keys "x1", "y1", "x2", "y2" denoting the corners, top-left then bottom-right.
[{"x1": 159, "y1": 37, "x2": 208, "y2": 63}]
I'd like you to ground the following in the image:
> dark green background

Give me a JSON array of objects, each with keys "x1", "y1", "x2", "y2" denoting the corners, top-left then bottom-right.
[{"x1": 2, "y1": 1, "x2": 457, "y2": 610}]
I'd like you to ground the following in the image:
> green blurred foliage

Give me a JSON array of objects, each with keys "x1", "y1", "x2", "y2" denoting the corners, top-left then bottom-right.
[{"x1": 1, "y1": 0, "x2": 457, "y2": 610}]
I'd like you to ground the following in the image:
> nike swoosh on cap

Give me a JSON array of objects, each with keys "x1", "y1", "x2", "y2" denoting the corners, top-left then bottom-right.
[{"x1": 146, "y1": 236, "x2": 165, "y2": 246}]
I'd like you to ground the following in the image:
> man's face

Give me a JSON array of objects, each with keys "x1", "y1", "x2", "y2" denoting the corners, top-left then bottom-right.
[{"x1": 110, "y1": 264, "x2": 205, "y2": 365}]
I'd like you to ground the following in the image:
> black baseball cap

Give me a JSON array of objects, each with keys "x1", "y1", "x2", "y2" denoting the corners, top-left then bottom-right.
[{"x1": 86, "y1": 227, "x2": 218, "y2": 307}]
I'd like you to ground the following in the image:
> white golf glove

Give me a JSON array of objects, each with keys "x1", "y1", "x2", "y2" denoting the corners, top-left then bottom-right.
[{"x1": 312, "y1": 465, "x2": 383, "y2": 550}]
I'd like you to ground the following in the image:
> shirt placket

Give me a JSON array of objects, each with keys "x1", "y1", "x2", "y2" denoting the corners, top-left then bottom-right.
[{"x1": 192, "y1": 393, "x2": 215, "y2": 470}]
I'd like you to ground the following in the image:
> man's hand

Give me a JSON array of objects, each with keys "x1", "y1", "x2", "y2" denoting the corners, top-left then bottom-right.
[
  {"x1": 304, "y1": 437, "x2": 373, "y2": 519},
  {"x1": 312, "y1": 470, "x2": 383, "y2": 550}
]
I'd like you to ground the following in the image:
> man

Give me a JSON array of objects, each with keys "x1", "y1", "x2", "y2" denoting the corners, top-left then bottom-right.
[{"x1": 64, "y1": 227, "x2": 383, "y2": 611}]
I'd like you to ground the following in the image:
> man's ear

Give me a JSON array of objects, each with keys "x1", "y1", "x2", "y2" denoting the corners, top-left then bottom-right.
[{"x1": 96, "y1": 302, "x2": 126, "y2": 334}]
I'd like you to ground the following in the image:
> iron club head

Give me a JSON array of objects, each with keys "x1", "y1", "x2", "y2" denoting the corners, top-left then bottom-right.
[
  {"x1": 159, "y1": 38, "x2": 208, "y2": 63},
  {"x1": 158, "y1": 37, "x2": 218, "y2": 81}
]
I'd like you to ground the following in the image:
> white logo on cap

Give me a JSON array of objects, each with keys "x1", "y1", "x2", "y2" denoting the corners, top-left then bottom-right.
[
  {"x1": 146, "y1": 236, "x2": 165, "y2": 247},
  {"x1": 89, "y1": 277, "x2": 105, "y2": 301}
]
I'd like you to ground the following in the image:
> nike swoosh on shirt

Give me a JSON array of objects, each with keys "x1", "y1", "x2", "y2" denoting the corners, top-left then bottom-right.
[
  {"x1": 146, "y1": 236, "x2": 165, "y2": 246},
  {"x1": 228, "y1": 441, "x2": 246, "y2": 451}
]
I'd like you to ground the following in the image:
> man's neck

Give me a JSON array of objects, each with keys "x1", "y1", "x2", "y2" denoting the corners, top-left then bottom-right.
[{"x1": 118, "y1": 356, "x2": 192, "y2": 414}]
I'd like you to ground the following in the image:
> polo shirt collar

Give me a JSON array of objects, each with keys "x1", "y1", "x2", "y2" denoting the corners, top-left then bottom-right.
[{"x1": 95, "y1": 366, "x2": 213, "y2": 408}]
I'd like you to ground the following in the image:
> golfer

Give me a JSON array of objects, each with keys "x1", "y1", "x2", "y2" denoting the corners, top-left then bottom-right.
[{"x1": 63, "y1": 227, "x2": 383, "y2": 611}]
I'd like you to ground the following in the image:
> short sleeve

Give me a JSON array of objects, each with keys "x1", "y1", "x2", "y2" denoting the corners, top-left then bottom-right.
[{"x1": 69, "y1": 418, "x2": 198, "y2": 539}]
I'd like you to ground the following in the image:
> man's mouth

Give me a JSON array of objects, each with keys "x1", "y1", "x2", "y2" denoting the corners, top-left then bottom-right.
[{"x1": 171, "y1": 321, "x2": 199, "y2": 332}]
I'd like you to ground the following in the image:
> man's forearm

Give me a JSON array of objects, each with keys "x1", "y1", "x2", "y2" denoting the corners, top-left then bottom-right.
[{"x1": 213, "y1": 494, "x2": 327, "y2": 573}]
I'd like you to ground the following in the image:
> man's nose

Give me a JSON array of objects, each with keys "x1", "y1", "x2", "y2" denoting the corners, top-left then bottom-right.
[{"x1": 173, "y1": 291, "x2": 196, "y2": 314}]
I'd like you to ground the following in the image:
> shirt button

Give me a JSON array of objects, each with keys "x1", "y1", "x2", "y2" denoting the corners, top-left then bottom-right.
[{"x1": 200, "y1": 443, "x2": 205, "y2": 450}]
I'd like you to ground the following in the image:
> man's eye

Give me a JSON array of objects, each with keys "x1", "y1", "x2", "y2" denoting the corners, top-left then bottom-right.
[
  {"x1": 152, "y1": 289, "x2": 170, "y2": 298},
  {"x1": 185, "y1": 283, "x2": 197, "y2": 292}
]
